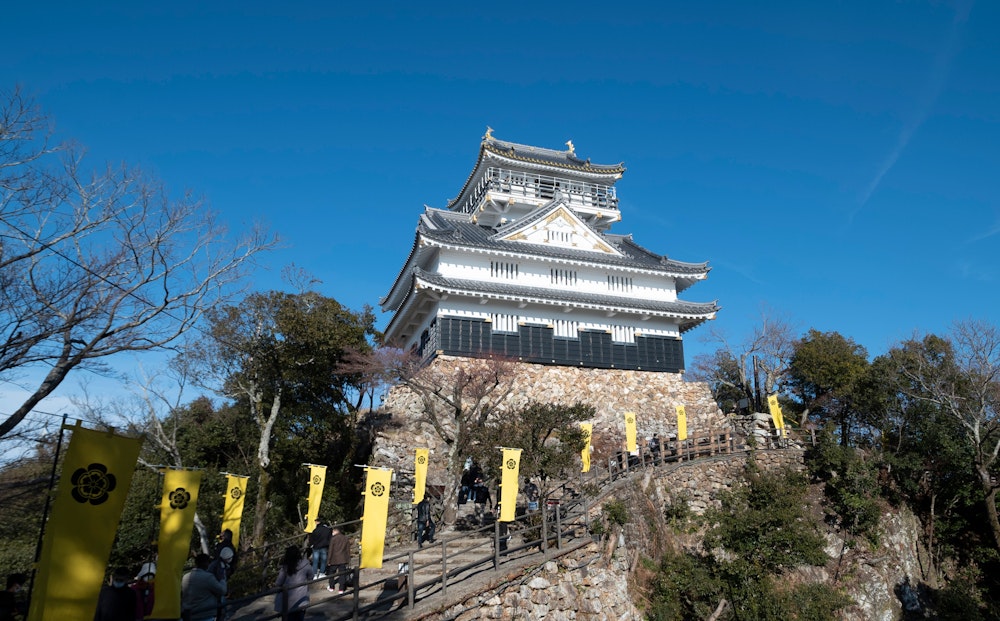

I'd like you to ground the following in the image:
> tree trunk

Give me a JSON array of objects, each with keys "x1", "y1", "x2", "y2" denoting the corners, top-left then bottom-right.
[
  {"x1": 252, "y1": 468, "x2": 271, "y2": 548},
  {"x1": 251, "y1": 394, "x2": 282, "y2": 547},
  {"x1": 978, "y1": 466, "x2": 1000, "y2": 552}
]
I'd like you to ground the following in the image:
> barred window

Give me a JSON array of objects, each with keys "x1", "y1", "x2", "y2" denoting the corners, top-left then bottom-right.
[
  {"x1": 553, "y1": 319, "x2": 578, "y2": 338},
  {"x1": 611, "y1": 325, "x2": 636, "y2": 343},
  {"x1": 490, "y1": 314, "x2": 518, "y2": 333},
  {"x1": 546, "y1": 229, "x2": 573, "y2": 244},
  {"x1": 491, "y1": 262, "x2": 519, "y2": 279},
  {"x1": 607, "y1": 275, "x2": 633, "y2": 292},
  {"x1": 550, "y1": 268, "x2": 577, "y2": 286}
]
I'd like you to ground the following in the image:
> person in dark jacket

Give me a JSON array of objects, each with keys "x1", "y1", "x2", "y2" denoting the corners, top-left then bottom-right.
[
  {"x1": 415, "y1": 498, "x2": 436, "y2": 547},
  {"x1": 326, "y1": 527, "x2": 352, "y2": 594},
  {"x1": 94, "y1": 567, "x2": 136, "y2": 621},
  {"x1": 0, "y1": 573, "x2": 26, "y2": 621},
  {"x1": 307, "y1": 518, "x2": 332, "y2": 578}
]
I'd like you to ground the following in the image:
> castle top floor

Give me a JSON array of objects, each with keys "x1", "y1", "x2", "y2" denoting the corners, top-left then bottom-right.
[{"x1": 445, "y1": 129, "x2": 626, "y2": 231}]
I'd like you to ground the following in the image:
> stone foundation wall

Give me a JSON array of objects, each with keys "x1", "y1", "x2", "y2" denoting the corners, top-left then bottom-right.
[
  {"x1": 426, "y1": 550, "x2": 642, "y2": 621},
  {"x1": 375, "y1": 356, "x2": 726, "y2": 481}
]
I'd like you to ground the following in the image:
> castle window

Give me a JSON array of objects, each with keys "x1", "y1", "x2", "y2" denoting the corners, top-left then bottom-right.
[
  {"x1": 611, "y1": 325, "x2": 636, "y2": 343},
  {"x1": 550, "y1": 268, "x2": 577, "y2": 286},
  {"x1": 546, "y1": 229, "x2": 573, "y2": 244},
  {"x1": 491, "y1": 261, "x2": 519, "y2": 279},
  {"x1": 490, "y1": 314, "x2": 518, "y2": 333},
  {"x1": 553, "y1": 319, "x2": 578, "y2": 338},
  {"x1": 607, "y1": 274, "x2": 633, "y2": 292}
]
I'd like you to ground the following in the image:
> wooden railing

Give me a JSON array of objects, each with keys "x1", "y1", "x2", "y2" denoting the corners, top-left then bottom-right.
[{"x1": 218, "y1": 427, "x2": 802, "y2": 619}]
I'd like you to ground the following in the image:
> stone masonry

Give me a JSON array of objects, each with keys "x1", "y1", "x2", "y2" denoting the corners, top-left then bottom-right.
[{"x1": 375, "y1": 356, "x2": 727, "y2": 483}]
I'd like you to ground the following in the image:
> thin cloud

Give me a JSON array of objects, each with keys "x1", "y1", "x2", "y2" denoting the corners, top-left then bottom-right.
[
  {"x1": 850, "y1": 1, "x2": 974, "y2": 224},
  {"x1": 965, "y1": 214, "x2": 1000, "y2": 244}
]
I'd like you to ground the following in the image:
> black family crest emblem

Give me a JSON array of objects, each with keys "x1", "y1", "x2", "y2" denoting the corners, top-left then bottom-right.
[
  {"x1": 626, "y1": 414, "x2": 635, "y2": 425},
  {"x1": 370, "y1": 481, "x2": 386, "y2": 497},
  {"x1": 416, "y1": 455, "x2": 427, "y2": 465},
  {"x1": 230, "y1": 487, "x2": 242, "y2": 500},
  {"x1": 70, "y1": 463, "x2": 117, "y2": 505},
  {"x1": 313, "y1": 474, "x2": 322, "y2": 485},
  {"x1": 506, "y1": 458, "x2": 517, "y2": 470},
  {"x1": 169, "y1": 488, "x2": 192, "y2": 510}
]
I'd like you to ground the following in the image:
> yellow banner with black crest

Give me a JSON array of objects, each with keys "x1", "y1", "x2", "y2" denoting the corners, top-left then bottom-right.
[
  {"x1": 222, "y1": 473, "x2": 248, "y2": 547},
  {"x1": 304, "y1": 464, "x2": 327, "y2": 532},
  {"x1": 624, "y1": 411, "x2": 638, "y2": 453},
  {"x1": 580, "y1": 423, "x2": 592, "y2": 473},
  {"x1": 150, "y1": 468, "x2": 202, "y2": 620},
  {"x1": 360, "y1": 467, "x2": 393, "y2": 569},
  {"x1": 499, "y1": 448, "x2": 521, "y2": 522},
  {"x1": 28, "y1": 424, "x2": 141, "y2": 621},
  {"x1": 413, "y1": 448, "x2": 429, "y2": 504}
]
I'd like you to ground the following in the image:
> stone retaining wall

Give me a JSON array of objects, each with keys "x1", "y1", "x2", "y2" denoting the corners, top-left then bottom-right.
[
  {"x1": 376, "y1": 357, "x2": 726, "y2": 482},
  {"x1": 426, "y1": 549, "x2": 641, "y2": 621}
]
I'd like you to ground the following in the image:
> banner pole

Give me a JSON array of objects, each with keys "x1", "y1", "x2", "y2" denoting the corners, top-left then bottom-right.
[{"x1": 28, "y1": 413, "x2": 69, "y2": 604}]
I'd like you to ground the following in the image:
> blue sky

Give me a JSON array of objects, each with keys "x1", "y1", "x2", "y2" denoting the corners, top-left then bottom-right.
[{"x1": 2, "y1": 0, "x2": 998, "y2": 415}]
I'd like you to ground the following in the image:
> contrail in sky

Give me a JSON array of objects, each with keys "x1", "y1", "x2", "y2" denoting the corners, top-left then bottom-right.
[{"x1": 850, "y1": 1, "x2": 973, "y2": 223}]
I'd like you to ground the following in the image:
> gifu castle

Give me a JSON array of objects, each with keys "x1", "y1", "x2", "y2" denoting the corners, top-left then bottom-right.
[{"x1": 380, "y1": 130, "x2": 718, "y2": 373}]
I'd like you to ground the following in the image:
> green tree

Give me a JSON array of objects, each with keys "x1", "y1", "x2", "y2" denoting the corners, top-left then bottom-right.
[
  {"x1": 788, "y1": 329, "x2": 869, "y2": 445},
  {"x1": 186, "y1": 291, "x2": 377, "y2": 545},
  {"x1": 890, "y1": 321, "x2": 1000, "y2": 554},
  {"x1": 475, "y1": 401, "x2": 592, "y2": 503}
]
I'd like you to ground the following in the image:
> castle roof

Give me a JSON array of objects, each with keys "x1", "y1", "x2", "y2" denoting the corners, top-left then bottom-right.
[
  {"x1": 445, "y1": 130, "x2": 625, "y2": 211},
  {"x1": 382, "y1": 267, "x2": 718, "y2": 339},
  {"x1": 381, "y1": 204, "x2": 710, "y2": 310}
]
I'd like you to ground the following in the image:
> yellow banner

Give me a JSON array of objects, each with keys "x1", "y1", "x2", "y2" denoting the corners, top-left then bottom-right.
[
  {"x1": 360, "y1": 468, "x2": 392, "y2": 569},
  {"x1": 767, "y1": 394, "x2": 786, "y2": 436},
  {"x1": 499, "y1": 448, "x2": 521, "y2": 522},
  {"x1": 413, "y1": 448, "x2": 429, "y2": 504},
  {"x1": 676, "y1": 405, "x2": 688, "y2": 441},
  {"x1": 304, "y1": 465, "x2": 327, "y2": 532},
  {"x1": 28, "y1": 424, "x2": 142, "y2": 621},
  {"x1": 624, "y1": 411, "x2": 637, "y2": 454},
  {"x1": 580, "y1": 423, "x2": 592, "y2": 473},
  {"x1": 150, "y1": 469, "x2": 203, "y2": 620},
  {"x1": 222, "y1": 474, "x2": 248, "y2": 548}
]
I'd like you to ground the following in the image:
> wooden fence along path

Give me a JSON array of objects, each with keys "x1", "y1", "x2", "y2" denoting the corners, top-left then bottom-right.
[{"x1": 214, "y1": 428, "x2": 798, "y2": 620}]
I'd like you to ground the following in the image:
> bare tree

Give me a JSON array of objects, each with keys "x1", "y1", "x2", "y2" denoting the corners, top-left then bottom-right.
[
  {"x1": 383, "y1": 352, "x2": 517, "y2": 524},
  {"x1": 690, "y1": 307, "x2": 797, "y2": 413},
  {"x1": 0, "y1": 87, "x2": 276, "y2": 439},
  {"x1": 895, "y1": 319, "x2": 1000, "y2": 551},
  {"x1": 72, "y1": 364, "x2": 216, "y2": 554}
]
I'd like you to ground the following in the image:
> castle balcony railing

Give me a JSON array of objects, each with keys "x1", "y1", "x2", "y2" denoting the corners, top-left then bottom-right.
[{"x1": 455, "y1": 167, "x2": 618, "y2": 214}]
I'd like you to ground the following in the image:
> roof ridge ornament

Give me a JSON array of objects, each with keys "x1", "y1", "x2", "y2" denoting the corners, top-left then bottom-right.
[
  {"x1": 484, "y1": 126, "x2": 494, "y2": 141},
  {"x1": 566, "y1": 140, "x2": 575, "y2": 155}
]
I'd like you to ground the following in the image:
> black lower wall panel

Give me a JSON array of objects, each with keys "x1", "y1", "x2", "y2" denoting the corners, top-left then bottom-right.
[{"x1": 434, "y1": 317, "x2": 685, "y2": 373}]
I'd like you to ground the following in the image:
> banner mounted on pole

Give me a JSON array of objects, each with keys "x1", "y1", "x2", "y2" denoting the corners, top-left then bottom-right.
[
  {"x1": 580, "y1": 423, "x2": 593, "y2": 473},
  {"x1": 624, "y1": 411, "x2": 638, "y2": 454},
  {"x1": 221, "y1": 473, "x2": 249, "y2": 548},
  {"x1": 676, "y1": 405, "x2": 688, "y2": 442},
  {"x1": 28, "y1": 424, "x2": 142, "y2": 621},
  {"x1": 150, "y1": 468, "x2": 203, "y2": 620},
  {"x1": 360, "y1": 467, "x2": 393, "y2": 569},
  {"x1": 304, "y1": 464, "x2": 327, "y2": 532},
  {"x1": 499, "y1": 448, "x2": 521, "y2": 522},
  {"x1": 767, "y1": 394, "x2": 786, "y2": 437},
  {"x1": 413, "y1": 448, "x2": 429, "y2": 505}
]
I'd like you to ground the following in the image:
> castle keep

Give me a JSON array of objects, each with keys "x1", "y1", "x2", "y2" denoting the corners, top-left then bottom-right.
[{"x1": 380, "y1": 131, "x2": 718, "y2": 373}]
